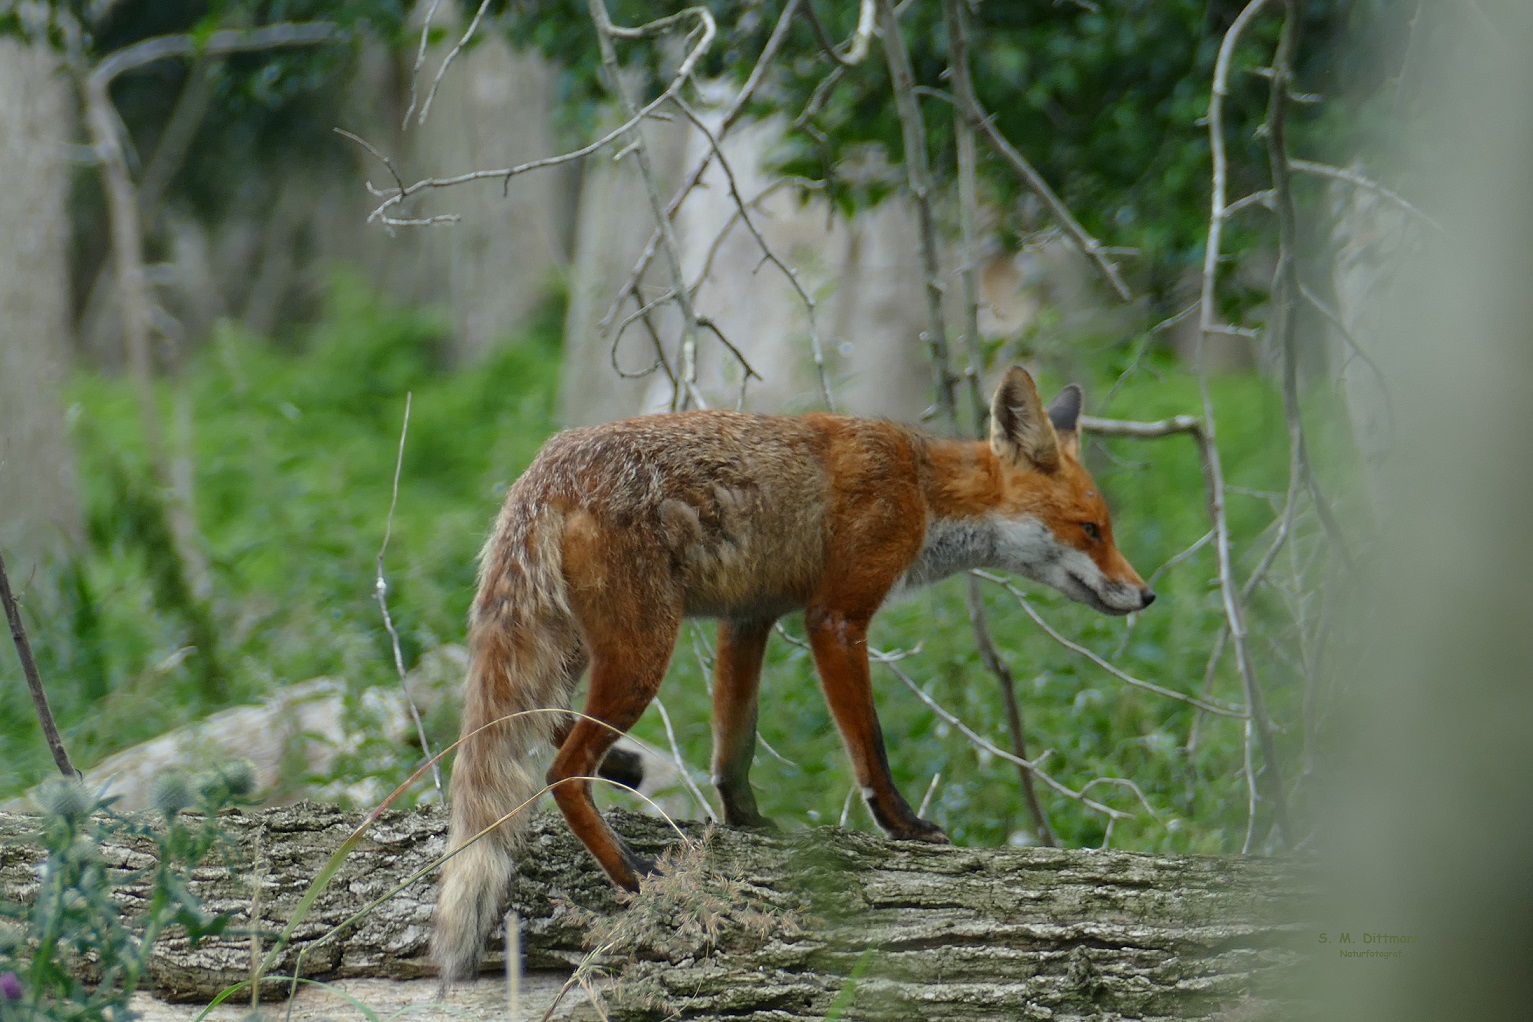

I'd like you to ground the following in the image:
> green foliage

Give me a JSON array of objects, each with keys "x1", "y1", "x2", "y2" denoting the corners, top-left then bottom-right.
[
  {"x1": 0, "y1": 768, "x2": 252, "y2": 1022},
  {"x1": 494, "y1": 0, "x2": 1407, "y2": 282},
  {"x1": 0, "y1": 270, "x2": 564, "y2": 799}
]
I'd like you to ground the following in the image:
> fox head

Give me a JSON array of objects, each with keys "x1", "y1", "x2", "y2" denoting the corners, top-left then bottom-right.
[{"x1": 986, "y1": 367, "x2": 1154, "y2": 616}]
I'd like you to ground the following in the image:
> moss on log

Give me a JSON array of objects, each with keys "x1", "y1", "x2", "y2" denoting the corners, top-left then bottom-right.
[{"x1": 0, "y1": 803, "x2": 1310, "y2": 1020}]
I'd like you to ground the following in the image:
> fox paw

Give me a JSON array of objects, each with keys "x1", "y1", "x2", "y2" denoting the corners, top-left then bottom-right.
[{"x1": 891, "y1": 819, "x2": 950, "y2": 844}]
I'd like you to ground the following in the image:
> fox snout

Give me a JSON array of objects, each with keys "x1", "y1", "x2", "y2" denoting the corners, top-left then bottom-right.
[
  {"x1": 1098, "y1": 570, "x2": 1155, "y2": 616},
  {"x1": 1087, "y1": 578, "x2": 1156, "y2": 616}
]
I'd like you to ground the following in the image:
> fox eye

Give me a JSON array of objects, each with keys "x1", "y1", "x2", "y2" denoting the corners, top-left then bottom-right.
[{"x1": 1082, "y1": 522, "x2": 1101, "y2": 542}]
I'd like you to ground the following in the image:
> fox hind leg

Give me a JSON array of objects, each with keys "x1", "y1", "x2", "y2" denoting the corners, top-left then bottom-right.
[
  {"x1": 547, "y1": 599, "x2": 682, "y2": 890},
  {"x1": 711, "y1": 617, "x2": 777, "y2": 829},
  {"x1": 551, "y1": 714, "x2": 646, "y2": 790}
]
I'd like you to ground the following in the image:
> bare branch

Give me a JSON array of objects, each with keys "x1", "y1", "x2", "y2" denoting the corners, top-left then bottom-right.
[
  {"x1": 89, "y1": 22, "x2": 338, "y2": 88},
  {"x1": 652, "y1": 696, "x2": 718, "y2": 822},
  {"x1": 584, "y1": 1, "x2": 717, "y2": 409},
  {"x1": 965, "y1": 577, "x2": 1056, "y2": 845},
  {"x1": 374, "y1": 393, "x2": 441, "y2": 795},
  {"x1": 671, "y1": 98, "x2": 834, "y2": 409},
  {"x1": 950, "y1": 84, "x2": 1133, "y2": 303},
  {"x1": 944, "y1": 0, "x2": 992, "y2": 432},
  {"x1": 1080, "y1": 413, "x2": 1203, "y2": 439},
  {"x1": 599, "y1": 0, "x2": 805, "y2": 344},
  {"x1": 1226, "y1": 189, "x2": 1276, "y2": 217},
  {"x1": 365, "y1": 7, "x2": 716, "y2": 228},
  {"x1": 974, "y1": 571, "x2": 1247, "y2": 719},
  {"x1": 799, "y1": 0, "x2": 875, "y2": 67},
  {"x1": 689, "y1": 176, "x2": 823, "y2": 294},
  {"x1": 878, "y1": 0, "x2": 960, "y2": 428},
  {"x1": 1199, "y1": 0, "x2": 1294, "y2": 849},
  {"x1": 1300, "y1": 282, "x2": 1394, "y2": 432},
  {"x1": 876, "y1": 652, "x2": 1139, "y2": 824},
  {"x1": 82, "y1": 55, "x2": 217, "y2": 630},
  {"x1": 335, "y1": 128, "x2": 464, "y2": 228},
  {"x1": 402, "y1": 0, "x2": 446, "y2": 127},
  {"x1": 1288, "y1": 158, "x2": 1442, "y2": 232},
  {"x1": 1, "y1": 550, "x2": 77, "y2": 780},
  {"x1": 941, "y1": 0, "x2": 1052, "y2": 845},
  {"x1": 412, "y1": 0, "x2": 493, "y2": 127}
]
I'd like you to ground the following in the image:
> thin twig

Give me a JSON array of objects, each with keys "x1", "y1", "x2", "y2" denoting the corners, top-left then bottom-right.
[
  {"x1": 1200, "y1": 0, "x2": 1293, "y2": 850},
  {"x1": 413, "y1": 0, "x2": 493, "y2": 127},
  {"x1": 688, "y1": 176, "x2": 825, "y2": 302},
  {"x1": 90, "y1": 22, "x2": 338, "y2": 86},
  {"x1": 944, "y1": 0, "x2": 991, "y2": 433},
  {"x1": 966, "y1": 578, "x2": 1056, "y2": 845},
  {"x1": 585, "y1": 0, "x2": 716, "y2": 410},
  {"x1": 1300, "y1": 281, "x2": 1393, "y2": 433},
  {"x1": 652, "y1": 696, "x2": 718, "y2": 821},
  {"x1": 1079, "y1": 413, "x2": 1203, "y2": 439},
  {"x1": 402, "y1": 0, "x2": 445, "y2": 127},
  {"x1": 974, "y1": 571, "x2": 1246, "y2": 718},
  {"x1": 365, "y1": 7, "x2": 716, "y2": 228},
  {"x1": 335, "y1": 128, "x2": 462, "y2": 228},
  {"x1": 672, "y1": 99, "x2": 833, "y2": 409},
  {"x1": 598, "y1": 0, "x2": 803, "y2": 345},
  {"x1": 375, "y1": 393, "x2": 441, "y2": 794},
  {"x1": 1111, "y1": 529, "x2": 1216, "y2": 661},
  {"x1": 1288, "y1": 158, "x2": 1442, "y2": 232},
  {"x1": 878, "y1": 0, "x2": 959, "y2": 427},
  {"x1": 799, "y1": 0, "x2": 876, "y2": 67},
  {"x1": 877, "y1": 653, "x2": 1139, "y2": 823},
  {"x1": 0, "y1": 550, "x2": 78, "y2": 779},
  {"x1": 917, "y1": 771, "x2": 941, "y2": 816},
  {"x1": 959, "y1": 99, "x2": 1133, "y2": 304},
  {"x1": 83, "y1": 60, "x2": 219, "y2": 645},
  {"x1": 943, "y1": 0, "x2": 1054, "y2": 845}
]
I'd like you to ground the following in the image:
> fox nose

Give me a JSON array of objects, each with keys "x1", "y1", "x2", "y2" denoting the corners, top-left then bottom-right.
[{"x1": 1139, "y1": 588, "x2": 1156, "y2": 608}]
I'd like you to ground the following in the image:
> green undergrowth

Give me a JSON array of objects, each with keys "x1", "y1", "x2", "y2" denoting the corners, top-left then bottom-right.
[
  {"x1": 1, "y1": 271, "x2": 1339, "y2": 859},
  {"x1": 1, "y1": 269, "x2": 562, "y2": 800}
]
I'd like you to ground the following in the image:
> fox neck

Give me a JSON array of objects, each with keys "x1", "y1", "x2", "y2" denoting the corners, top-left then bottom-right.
[{"x1": 897, "y1": 437, "x2": 1052, "y2": 592}]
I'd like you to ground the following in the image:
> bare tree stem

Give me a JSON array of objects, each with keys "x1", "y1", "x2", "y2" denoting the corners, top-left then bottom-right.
[
  {"x1": 0, "y1": 550, "x2": 78, "y2": 780},
  {"x1": 967, "y1": 578, "x2": 1056, "y2": 846},
  {"x1": 1200, "y1": 0, "x2": 1293, "y2": 850},
  {"x1": 877, "y1": 0, "x2": 959, "y2": 428},
  {"x1": 375, "y1": 393, "x2": 441, "y2": 794},
  {"x1": 584, "y1": 0, "x2": 715, "y2": 410},
  {"x1": 939, "y1": 0, "x2": 1052, "y2": 845}
]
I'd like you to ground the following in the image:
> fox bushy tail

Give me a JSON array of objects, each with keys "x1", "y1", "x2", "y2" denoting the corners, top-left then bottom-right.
[{"x1": 431, "y1": 511, "x2": 583, "y2": 981}]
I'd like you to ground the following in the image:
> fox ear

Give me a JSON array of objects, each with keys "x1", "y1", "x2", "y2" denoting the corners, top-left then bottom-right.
[
  {"x1": 1047, "y1": 384, "x2": 1083, "y2": 461},
  {"x1": 990, "y1": 367, "x2": 1060, "y2": 471}
]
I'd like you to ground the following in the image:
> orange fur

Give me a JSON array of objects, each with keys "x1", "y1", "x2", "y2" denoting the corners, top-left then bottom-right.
[{"x1": 432, "y1": 367, "x2": 1152, "y2": 979}]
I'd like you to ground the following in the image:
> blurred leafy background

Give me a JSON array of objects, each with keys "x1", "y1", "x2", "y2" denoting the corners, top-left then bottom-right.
[{"x1": 0, "y1": 0, "x2": 1412, "y2": 858}]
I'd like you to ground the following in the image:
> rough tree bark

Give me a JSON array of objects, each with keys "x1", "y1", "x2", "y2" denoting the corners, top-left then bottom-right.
[
  {"x1": 0, "y1": 803, "x2": 1311, "y2": 1020},
  {"x1": 0, "y1": 38, "x2": 81, "y2": 567}
]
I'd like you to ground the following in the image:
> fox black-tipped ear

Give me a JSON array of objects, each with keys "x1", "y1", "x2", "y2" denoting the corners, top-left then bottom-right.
[
  {"x1": 989, "y1": 367, "x2": 1060, "y2": 471},
  {"x1": 1047, "y1": 384, "x2": 1083, "y2": 460}
]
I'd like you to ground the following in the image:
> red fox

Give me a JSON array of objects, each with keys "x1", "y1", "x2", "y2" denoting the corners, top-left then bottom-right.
[{"x1": 432, "y1": 366, "x2": 1152, "y2": 979}]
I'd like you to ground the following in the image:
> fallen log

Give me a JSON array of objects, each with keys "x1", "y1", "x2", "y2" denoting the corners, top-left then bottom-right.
[{"x1": 0, "y1": 802, "x2": 1311, "y2": 1020}]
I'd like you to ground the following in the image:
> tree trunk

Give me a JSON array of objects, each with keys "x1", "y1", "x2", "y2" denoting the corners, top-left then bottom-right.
[
  {"x1": 0, "y1": 803, "x2": 1311, "y2": 1020},
  {"x1": 0, "y1": 39, "x2": 81, "y2": 569}
]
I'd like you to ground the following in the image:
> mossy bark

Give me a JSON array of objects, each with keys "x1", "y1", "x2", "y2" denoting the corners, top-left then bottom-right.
[{"x1": 0, "y1": 803, "x2": 1311, "y2": 1020}]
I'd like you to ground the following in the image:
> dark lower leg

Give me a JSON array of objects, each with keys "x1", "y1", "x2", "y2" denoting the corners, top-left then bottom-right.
[
  {"x1": 711, "y1": 618, "x2": 775, "y2": 828},
  {"x1": 807, "y1": 608, "x2": 947, "y2": 843}
]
